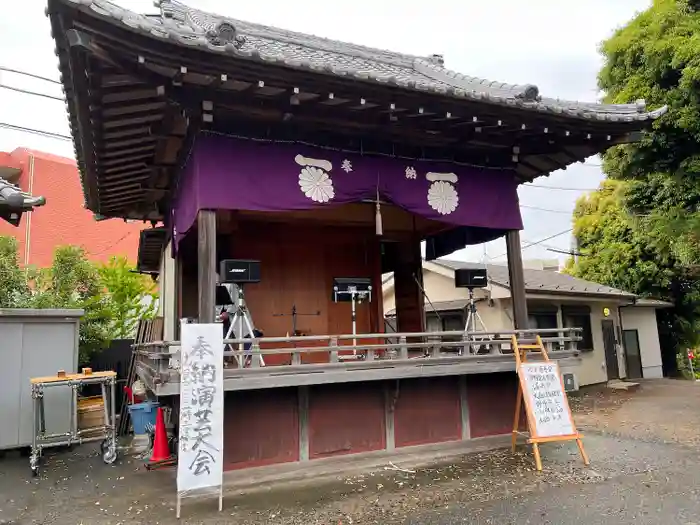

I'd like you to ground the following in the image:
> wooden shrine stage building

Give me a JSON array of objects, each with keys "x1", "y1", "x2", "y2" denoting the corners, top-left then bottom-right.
[{"x1": 49, "y1": 0, "x2": 665, "y2": 471}]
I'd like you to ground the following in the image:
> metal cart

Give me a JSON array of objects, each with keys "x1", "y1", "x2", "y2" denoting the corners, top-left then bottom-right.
[{"x1": 29, "y1": 370, "x2": 118, "y2": 476}]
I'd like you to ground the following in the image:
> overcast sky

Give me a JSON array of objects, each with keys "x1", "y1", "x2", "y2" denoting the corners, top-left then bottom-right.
[{"x1": 0, "y1": 0, "x2": 651, "y2": 263}]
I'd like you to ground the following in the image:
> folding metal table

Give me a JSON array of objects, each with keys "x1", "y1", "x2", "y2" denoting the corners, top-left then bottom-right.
[{"x1": 29, "y1": 370, "x2": 118, "y2": 476}]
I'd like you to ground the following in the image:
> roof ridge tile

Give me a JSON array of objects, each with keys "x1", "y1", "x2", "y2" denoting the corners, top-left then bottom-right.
[{"x1": 55, "y1": 0, "x2": 668, "y2": 123}]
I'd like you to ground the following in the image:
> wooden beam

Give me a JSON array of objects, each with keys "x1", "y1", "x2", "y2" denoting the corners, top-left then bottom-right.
[
  {"x1": 100, "y1": 101, "x2": 167, "y2": 118},
  {"x1": 99, "y1": 153, "x2": 153, "y2": 167},
  {"x1": 101, "y1": 127, "x2": 152, "y2": 140},
  {"x1": 99, "y1": 178, "x2": 148, "y2": 190},
  {"x1": 197, "y1": 210, "x2": 217, "y2": 323},
  {"x1": 102, "y1": 161, "x2": 148, "y2": 174},
  {"x1": 101, "y1": 114, "x2": 163, "y2": 130},
  {"x1": 100, "y1": 73, "x2": 142, "y2": 88},
  {"x1": 101, "y1": 87, "x2": 165, "y2": 104},
  {"x1": 99, "y1": 168, "x2": 152, "y2": 181},
  {"x1": 102, "y1": 137, "x2": 157, "y2": 150}
]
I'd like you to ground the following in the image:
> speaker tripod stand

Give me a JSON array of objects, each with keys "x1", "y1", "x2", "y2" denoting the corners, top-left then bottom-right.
[
  {"x1": 462, "y1": 287, "x2": 491, "y2": 355},
  {"x1": 224, "y1": 286, "x2": 265, "y2": 368}
]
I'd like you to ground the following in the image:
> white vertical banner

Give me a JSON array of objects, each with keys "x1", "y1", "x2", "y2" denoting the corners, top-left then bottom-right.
[{"x1": 176, "y1": 323, "x2": 224, "y2": 516}]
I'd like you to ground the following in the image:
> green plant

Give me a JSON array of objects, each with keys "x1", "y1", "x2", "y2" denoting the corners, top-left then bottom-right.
[
  {"x1": 566, "y1": 0, "x2": 700, "y2": 369},
  {"x1": 566, "y1": 181, "x2": 700, "y2": 368},
  {"x1": 677, "y1": 349, "x2": 700, "y2": 380},
  {"x1": 0, "y1": 236, "x2": 30, "y2": 308},
  {"x1": 98, "y1": 255, "x2": 158, "y2": 340},
  {"x1": 30, "y1": 245, "x2": 111, "y2": 363},
  {"x1": 0, "y1": 237, "x2": 159, "y2": 364},
  {"x1": 598, "y1": 0, "x2": 700, "y2": 267}
]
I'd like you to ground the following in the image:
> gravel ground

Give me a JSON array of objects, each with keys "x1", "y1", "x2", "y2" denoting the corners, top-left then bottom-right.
[
  {"x1": 0, "y1": 379, "x2": 698, "y2": 524},
  {"x1": 572, "y1": 379, "x2": 700, "y2": 447}
]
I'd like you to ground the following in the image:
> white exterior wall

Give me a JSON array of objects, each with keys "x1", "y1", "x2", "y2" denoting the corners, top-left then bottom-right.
[
  {"x1": 383, "y1": 283, "x2": 396, "y2": 317},
  {"x1": 160, "y1": 241, "x2": 178, "y2": 341},
  {"x1": 382, "y1": 269, "x2": 633, "y2": 387},
  {"x1": 584, "y1": 305, "x2": 621, "y2": 385},
  {"x1": 621, "y1": 307, "x2": 664, "y2": 378}
]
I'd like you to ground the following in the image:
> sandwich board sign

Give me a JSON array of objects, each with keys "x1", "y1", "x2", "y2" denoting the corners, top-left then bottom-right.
[
  {"x1": 511, "y1": 335, "x2": 589, "y2": 471},
  {"x1": 176, "y1": 323, "x2": 224, "y2": 518}
]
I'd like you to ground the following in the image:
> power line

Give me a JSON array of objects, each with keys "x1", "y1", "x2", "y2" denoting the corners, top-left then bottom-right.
[
  {"x1": 547, "y1": 247, "x2": 584, "y2": 256},
  {"x1": 492, "y1": 228, "x2": 573, "y2": 259},
  {"x1": 520, "y1": 204, "x2": 572, "y2": 214},
  {"x1": 522, "y1": 183, "x2": 599, "y2": 192},
  {"x1": 0, "y1": 66, "x2": 61, "y2": 85},
  {"x1": 520, "y1": 229, "x2": 573, "y2": 251},
  {"x1": 0, "y1": 83, "x2": 64, "y2": 102},
  {"x1": 565, "y1": 163, "x2": 602, "y2": 168},
  {"x1": 87, "y1": 231, "x2": 136, "y2": 257},
  {"x1": 0, "y1": 122, "x2": 72, "y2": 141}
]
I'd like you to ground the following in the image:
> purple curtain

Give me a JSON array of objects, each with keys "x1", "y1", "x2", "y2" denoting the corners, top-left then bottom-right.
[{"x1": 172, "y1": 133, "x2": 523, "y2": 253}]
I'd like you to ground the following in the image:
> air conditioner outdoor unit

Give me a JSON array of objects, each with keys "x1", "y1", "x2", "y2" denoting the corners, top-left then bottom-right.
[{"x1": 562, "y1": 372, "x2": 579, "y2": 392}]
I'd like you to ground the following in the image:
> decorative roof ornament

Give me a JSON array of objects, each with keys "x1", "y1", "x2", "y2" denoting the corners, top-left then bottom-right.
[
  {"x1": 515, "y1": 85, "x2": 541, "y2": 102},
  {"x1": 0, "y1": 177, "x2": 46, "y2": 227},
  {"x1": 428, "y1": 54, "x2": 445, "y2": 67},
  {"x1": 206, "y1": 21, "x2": 247, "y2": 48}
]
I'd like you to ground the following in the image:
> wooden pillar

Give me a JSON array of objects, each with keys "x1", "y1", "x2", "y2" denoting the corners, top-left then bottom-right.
[
  {"x1": 505, "y1": 230, "x2": 529, "y2": 329},
  {"x1": 197, "y1": 210, "x2": 217, "y2": 323},
  {"x1": 393, "y1": 238, "x2": 425, "y2": 333}
]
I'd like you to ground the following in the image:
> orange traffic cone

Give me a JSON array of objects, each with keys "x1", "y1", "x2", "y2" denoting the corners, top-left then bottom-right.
[{"x1": 149, "y1": 407, "x2": 170, "y2": 463}]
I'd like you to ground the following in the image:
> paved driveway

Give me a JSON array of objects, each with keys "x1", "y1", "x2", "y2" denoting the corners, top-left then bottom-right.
[{"x1": 0, "y1": 379, "x2": 698, "y2": 524}]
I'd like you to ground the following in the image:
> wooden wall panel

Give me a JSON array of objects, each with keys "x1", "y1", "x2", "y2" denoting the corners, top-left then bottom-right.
[
  {"x1": 308, "y1": 382, "x2": 385, "y2": 459},
  {"x1": 226, "y1": 221, "x2": 383, "y2": 364},
  {"x1": 223, "y1": 388, "x2": 299, "y2": 470},
  {"x1": 393, "y1": 377, "x2": 461, "y2": 447},
  {"x1": 467, "y1": 372, "x2": 525, "y2": 438}
]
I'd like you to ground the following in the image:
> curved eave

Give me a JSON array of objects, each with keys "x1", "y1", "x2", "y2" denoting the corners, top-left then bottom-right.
[
  {"x1": 49, "y1": 0, "x2": 668, "y2": 124},
  {"x1": 47, "y1": 0, "x2": 667, "y2": 219}
]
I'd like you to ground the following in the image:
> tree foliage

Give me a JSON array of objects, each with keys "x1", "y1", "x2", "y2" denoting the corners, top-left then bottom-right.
[
  {"x1": 0, "y1": 236, "x2": 30, "y2": 307},
  {"x1": 568, "y1": 0, "x2": 700, "y2": 372},
  {"x1": 567, "y1": 181, "x2": 700, "y2": 361},
  {"x1": 598, "y1": 0, "x2": 700, "y2": 265},
  {"x1": 0, "y1": 237, "x2": 158, "y2": 363},
  {"x1": 98, "y1": 255, "x2": 158, "y2": 340}
]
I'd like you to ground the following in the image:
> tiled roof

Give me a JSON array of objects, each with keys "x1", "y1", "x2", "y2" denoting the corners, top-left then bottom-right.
[
  {"x1": 52, "y1": 0, "x2": 668, "y2": 123},
  {"x1": 432, "y1": 260, "x2": 636, "y2": 299},
  {"x1": 631, "y1": 298, "x2": 674, "y2": 308}
]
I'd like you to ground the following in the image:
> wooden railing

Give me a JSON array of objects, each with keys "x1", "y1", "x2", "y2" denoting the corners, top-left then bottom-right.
[{"x1": 132, "y1": 328, "x2": 581, "y2": 393}]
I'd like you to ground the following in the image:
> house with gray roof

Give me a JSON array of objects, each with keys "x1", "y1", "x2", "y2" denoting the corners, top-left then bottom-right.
[{"x1": 383, "y1": 259, "x2": 672, "y2": 386}]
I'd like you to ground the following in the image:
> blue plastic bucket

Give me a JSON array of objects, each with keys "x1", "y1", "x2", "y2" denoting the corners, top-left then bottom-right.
[{"x1": 128, "y1": 401, "x2": 160, "y2": 435}]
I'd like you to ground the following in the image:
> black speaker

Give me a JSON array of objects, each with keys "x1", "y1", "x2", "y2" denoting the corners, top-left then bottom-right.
[
  {"x1": 219, "y1": 259, "x2": 261, "y2": 284},
  {"x1": 454, "y1": 267, "x2": 488, "y2": 289}
]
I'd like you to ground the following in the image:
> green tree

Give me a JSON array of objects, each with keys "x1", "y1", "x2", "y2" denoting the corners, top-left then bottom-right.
[
  {"x1": 598, "y1": 0, "x2": 700, "y2": 265},
  {"x1": 567, "y1": 0, "x2": 700, "y2": 374},
  {"x1": 30, "y1": 245, "x2": 112, "y2": 363},
  {"x1": 0, "y1": 237, "x2": 160, "y2": 363},
  {"x1": 567, "y1": 180, "x2": 700, "y2": 374},
  {"x1": 98, "y1": 255, "x2": 158, "y2": 339},
  {"x1": 0, "y1": 236, "x2": 30, "y2": 307}
]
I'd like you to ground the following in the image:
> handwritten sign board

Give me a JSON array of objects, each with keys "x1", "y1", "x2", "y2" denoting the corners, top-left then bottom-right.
[
  {"x1": 518, "y1": 362, "x2": 575, "y2": 438},
  {"x1": 177, "y1": 323, "x2": 224, "y2": 507}
]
